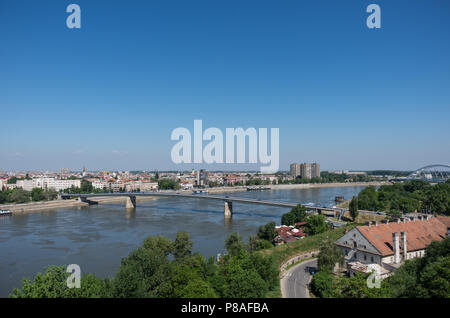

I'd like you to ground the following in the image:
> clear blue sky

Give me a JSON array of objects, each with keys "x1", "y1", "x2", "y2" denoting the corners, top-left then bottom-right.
[{"x1": 1, "y1": 0, "x2": 449, "y2": 171}]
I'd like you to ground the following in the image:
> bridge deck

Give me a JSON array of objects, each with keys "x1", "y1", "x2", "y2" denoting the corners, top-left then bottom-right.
[{"x1": 62, "y1": 192, "x2": 343, "y2": 212}]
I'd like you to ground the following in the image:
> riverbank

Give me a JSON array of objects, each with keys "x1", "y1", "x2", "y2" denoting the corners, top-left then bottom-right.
[
  {"x1": 207, "y1": 181, "x2": 389, "y2": 193},
  {"x1": 0, "y1": 196, "x2": 157, "y2": 214},
  {"x1": 269, "y1": 181, "x2": 389, "y2": 190}
]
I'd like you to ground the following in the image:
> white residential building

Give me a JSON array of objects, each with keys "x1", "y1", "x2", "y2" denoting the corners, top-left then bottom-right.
[{"x1": 16, "y1": 178, "x2": 81, "y2": 192}]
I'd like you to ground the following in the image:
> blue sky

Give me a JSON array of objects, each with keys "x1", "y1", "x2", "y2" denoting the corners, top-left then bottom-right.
[{"x1": 1, "y1": 0, "x2": 449, "y2": 171}]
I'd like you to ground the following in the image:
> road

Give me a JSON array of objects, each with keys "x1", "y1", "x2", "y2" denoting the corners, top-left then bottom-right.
[{"x1": 281, "y1": 258, "x2": 317, "y2": 298}]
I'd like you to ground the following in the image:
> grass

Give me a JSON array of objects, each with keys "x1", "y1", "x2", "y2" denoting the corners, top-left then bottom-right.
[
  {"x1": 266, "y1": 283, "x2": 282, "y2": 298},
  {"x1": 354, "y1": 213, "x2": 386, "y2": 224},
  {"x1": 284, "y1": 256, "x2": 315, "y2": 272},
  {"x1": 260, "y1": 224, "x2": 357, "y2": 268},
  {"x1": 341, "y1": 211, "x2": 386, "y2": 224}
]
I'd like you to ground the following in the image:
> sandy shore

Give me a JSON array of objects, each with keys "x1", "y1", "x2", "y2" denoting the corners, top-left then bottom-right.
[{"x1": 0, "y1": 181, "x2": 388, "y2": 214}]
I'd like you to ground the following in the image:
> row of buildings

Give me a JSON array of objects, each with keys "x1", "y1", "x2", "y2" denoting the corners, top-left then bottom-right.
[
  {"x1": 5, "y1": 178, "x2": 81, "y2": 192},
  {"x1": 290, "y1": 162, "x2": 320, "y2": 179}
]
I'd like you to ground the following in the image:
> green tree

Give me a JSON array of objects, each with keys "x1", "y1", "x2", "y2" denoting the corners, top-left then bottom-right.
[
  {"x1": 225, "y1": 233, "x2": 246, "y2": 257},
  {"x1": 416, "y1": 256, "x2": 450, "y2": 297},
  {"x1": 31, "y1": 188, "x2": 44, "y2": 201},
  {"x1": 9, "y1": 188, "x2": 31, "y2": 203},
  {"x1": 281, "y1": 204, "x2": 307, "y2": 226},
  {"x1": 349, "y1": 196, "x2": 359, "y2": 221},
  {"x1": 256, "y1": 222, "x2": 277, "y2": 242},
  {"x1": 305, "y1": 214, "x2": 329, "y2": 236},
  {"x1": 80, "y1": 180, "x2": 93, "y2": 193},
  {"x1": 310, "y1": 269, "x2": 338, "y2": 298},
  {"x1": 7, "y1": 177, "x2": 18, "y2": 184},
  {"x1": 173, "y1": 232, "x2": 193, "y2": 262},
  {"x1": 112, "y1": 247, "x2": 172, "y2": 297},
  {"x1": 317, "y1": 237, "x2": 344, "y2": 271},
  {"x1": 385, "y1": 258, "x2": 419, "y2": 297},
  {"x1": 213, "y1": 250, "x2": 269, "y2": 298},
  {"x1": 143, "y1": 235, "x2": 174, "y2": 256},
  {"x1": 337, "y1": 272, "x2": 391, "y2": 298},
  {"x1": 388, "y1": 209, "x2": 402, "y2": 220},
  {"x1": 158, "y1": 179, "x2": 180, "y2": 190},
  {"x1": 43, "y1": 189, "x2": 58, "y2": 201},
  {"x1": 0, "y1": 191, "x2": 8, "y2": 204},
  {"x1": 10, "y1": 266, "x2": 109, "y2": 298},
  {"x1": 162, "y1": 262, "x2": 217, "y2": 298}
]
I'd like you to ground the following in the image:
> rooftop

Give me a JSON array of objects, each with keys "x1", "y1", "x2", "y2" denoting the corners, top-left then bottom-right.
[{"x1": 357, "y1": 216, "x2": 448, "y2": 256}]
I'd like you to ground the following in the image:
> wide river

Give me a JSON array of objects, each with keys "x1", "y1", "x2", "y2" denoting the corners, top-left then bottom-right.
[{"x1": 0, "y1": 186, "x2": 366, "y2": 297}]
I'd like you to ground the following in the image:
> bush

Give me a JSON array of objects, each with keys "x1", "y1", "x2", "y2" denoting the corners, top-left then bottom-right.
[
  {"x1": 310, "y1": 270, "x2": 337, "y2": 298},
  {"x1": 281, "y1": 204, "x2": 307, "y2": 226}
]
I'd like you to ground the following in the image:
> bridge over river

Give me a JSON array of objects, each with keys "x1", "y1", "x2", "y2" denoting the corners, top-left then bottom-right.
[{"x1": 61, "y1": 192, "x2": 345, "y2": 218}]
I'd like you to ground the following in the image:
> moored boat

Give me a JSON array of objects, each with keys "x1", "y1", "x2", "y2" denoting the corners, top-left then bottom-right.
[{"x1": 0, "y1": 209, "x2": 12, "y2": 216}]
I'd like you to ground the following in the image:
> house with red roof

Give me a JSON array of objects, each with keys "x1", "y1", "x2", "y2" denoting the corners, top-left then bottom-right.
[
  {"x1": 274, "y1": 225, "x2": 306, "y2": 245},
  {"x1": 335, "y1": 215, "x2": 449, "y2": 275}
]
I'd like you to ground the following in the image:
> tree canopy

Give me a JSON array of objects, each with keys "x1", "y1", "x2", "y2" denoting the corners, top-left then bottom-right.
[
  {"x1": 281, "y1": 204, "x2": 307, "y2": 226},
  {"x1": 11, "y1": 231, "x2": 280, "y2": 298}
]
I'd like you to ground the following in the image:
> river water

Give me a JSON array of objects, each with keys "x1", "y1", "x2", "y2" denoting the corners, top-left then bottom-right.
[{"x1": 0, "y1": 186, "x2": 366, "y2": 297}]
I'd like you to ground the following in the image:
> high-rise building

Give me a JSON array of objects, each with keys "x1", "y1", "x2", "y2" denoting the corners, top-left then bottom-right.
[
  {"x1": 290, "y1": 163, "x2": 301, "y2": 177},
  {"x1": 311, "y1": 162, "x2": 320, "y2": 178},
  {"x1": 197, "y1": 169, "x2": 209, "y2": 186},
  {"x1": 300, "y1": 163, "x2": 312, "y2": 179},
  {"x1": 290, "y1": 162, "x2": 320, "y2": 179}
]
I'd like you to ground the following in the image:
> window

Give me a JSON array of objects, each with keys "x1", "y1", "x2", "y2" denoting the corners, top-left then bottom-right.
[
  {"x1": 364, "y1": 255, "x2": 367, "y2": 261},
  {"x1": 345, "y1": 250, "x2": 348, "y2": 256},
  {"x1": 354, "y1": 253, "x2": 357, "y2": 259},
  {"x1": 353, "y1": 241, "x2": 357, "y2": 248},
  {"x1": 371, "y1": 256, "x2": 374, "y2": 262}
]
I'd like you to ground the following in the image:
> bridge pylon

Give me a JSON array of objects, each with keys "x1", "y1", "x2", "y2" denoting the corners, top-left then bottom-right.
[
  {"x1": 126, "y1": 196, "x2": 136, "y2": 209},
  {"x1": 224, "y1": 200, "x2": 233, "y2": 218}
]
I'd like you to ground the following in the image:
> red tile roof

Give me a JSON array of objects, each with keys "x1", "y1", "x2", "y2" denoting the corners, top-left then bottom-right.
[
  {"x1": 275, "y1": 226, "x2": 305, "y2": 242},
  {"x1": 436, "y1": 215, "x2": 450, "y2": 228},
  {"x1": 357, "y1": 217, "x2": 447, "y2": 256}
]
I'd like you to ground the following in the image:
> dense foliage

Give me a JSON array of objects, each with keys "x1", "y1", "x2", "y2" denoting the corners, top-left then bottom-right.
[
  {"x1": 0, "y1": 188, "x2": 58, "y2": 204},
  {"x1": 305, "y1": 214, "x2": 330, "y2": 235},
  {"x1": 158, "y1": 179, "x2": 181, "y2": 190},
  {"x1": 355, "y1": 180, "x2": 449, "y2": 216},
  {"x1": 281, "y1": 204, "x2": 307, "y2": 226},
  {"x1": 10, "y1": 266, "x2": 110, "y2": 298},
  {"x1": 317, "y1": 237, "x2": 344, "y2": 271},
  {"x1": 11, "y1": 232, "x2": 279, "y2": 298},
  {"x1": 349, "y1": 196, "x2": 359, "y2": 221}
]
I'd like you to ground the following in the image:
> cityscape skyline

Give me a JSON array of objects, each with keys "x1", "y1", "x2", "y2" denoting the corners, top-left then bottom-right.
[{"x1": 1, "y1": 0, "x2": 450, "y2": 171}]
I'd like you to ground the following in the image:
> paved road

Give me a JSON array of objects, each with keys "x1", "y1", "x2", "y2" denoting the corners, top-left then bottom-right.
[{"x1": 281, "y1": 258, "x2": 318, "y2": 298}]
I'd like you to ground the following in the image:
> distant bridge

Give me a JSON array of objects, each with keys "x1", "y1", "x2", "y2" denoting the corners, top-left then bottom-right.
[
  {"x1": 407, "y1": 164, "x2": 450, "y2": 182},
  {"x1": 61, "y1": 192, "x2": 345, "y2": 218}
]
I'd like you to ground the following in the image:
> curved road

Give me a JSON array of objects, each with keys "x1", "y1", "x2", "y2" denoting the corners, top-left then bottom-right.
[{"x1": 281, "y1": 258, "x2": 317, "y2": 298}]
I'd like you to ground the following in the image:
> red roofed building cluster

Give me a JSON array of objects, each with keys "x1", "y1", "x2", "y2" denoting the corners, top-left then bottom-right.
[{"x1": 274, "y1": 222, "x2": 307, "y2": 245}]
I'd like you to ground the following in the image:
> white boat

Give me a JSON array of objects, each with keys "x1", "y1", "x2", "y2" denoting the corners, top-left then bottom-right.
[
  {"x1": 0, "y1": 209, "x2": 12, "y2": 216},
  {"x1": 192, "y1": 190, "x2": 208, "y2": 195}
]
